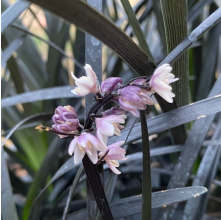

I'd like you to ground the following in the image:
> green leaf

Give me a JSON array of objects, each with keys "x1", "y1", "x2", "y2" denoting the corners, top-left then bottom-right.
[{"x1": 23, "y1": 137, "x2": 65, "y2": 220}]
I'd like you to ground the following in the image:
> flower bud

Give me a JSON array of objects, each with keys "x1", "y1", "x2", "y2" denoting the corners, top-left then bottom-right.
[
  {"x1": 52, "y1": 105, "x2": 81, "y2": 134},
  {"x1": 118, "y1": 86, "x2": 154, "y2": 117},
  {"x1": 101, "y1": 77, "x2": 122, "y2": 95},
  {"x1": 102, "y1": 107, "x2": 126, "y2": 117}
]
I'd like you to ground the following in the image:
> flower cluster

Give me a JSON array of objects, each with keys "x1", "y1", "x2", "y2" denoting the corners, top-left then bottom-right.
[{"x1": 39, "y1": 63, "x2": 178, "y2": 174}]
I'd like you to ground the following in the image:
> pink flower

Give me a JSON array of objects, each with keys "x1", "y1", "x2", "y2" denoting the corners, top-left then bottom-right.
[
  {"x1": 99, "y1": 141, "x2": 128, "y2": 174},
  {"x1": 71, "y1": 64, "x2": 99, "y2": 96},
  {"x1": 68, "y1": 132, "x2": 106, "y2": 164},
  {"x1": 149, "y1": 64, "x2": 179, "y2": 103},
  {"x1": 95, "y1": 114, "x2": 127, "y2": 146},
  {"x1": 118, "y1": 86, "x2": 154, "y2": 117}
]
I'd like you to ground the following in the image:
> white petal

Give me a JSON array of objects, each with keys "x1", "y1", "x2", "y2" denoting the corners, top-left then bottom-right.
[
  {"x1": 99, "y1": 121, "x2": 115, "y2": 136},
  {"x1": 96, "y1": 130, "x2": 108, "y2": 147},
  {"x1": 73, "y1": 88, "x2": 90, "y2": 96},
  {"x1": 68, "y1": 137, "x2": 77, "y2": 155},
  {"x1": 106, "y1": 160, "x2": 121, "y2": 174},
  {"x1": 74, "y1": 146, "x2": 85, "y2": 164},
  {"x1": 84, "y1": 64, "x2": 97, "y2": 83},
  {"x1": 87, "y1": 148, "x2": 98, "y2": 164}
]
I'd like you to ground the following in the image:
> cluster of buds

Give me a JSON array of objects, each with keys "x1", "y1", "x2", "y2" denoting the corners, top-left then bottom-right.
[{"x1": 37, "y1": 64, "x2": 178, "y2": 174}]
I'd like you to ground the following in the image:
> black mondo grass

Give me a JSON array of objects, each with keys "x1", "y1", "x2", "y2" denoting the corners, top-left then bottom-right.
[{"x1": 1, "y1": 1, "x2": 221, "y2": 220}]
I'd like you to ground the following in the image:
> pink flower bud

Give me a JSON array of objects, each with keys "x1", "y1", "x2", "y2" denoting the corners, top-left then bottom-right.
[
  {"x1": 99, "y1": 141, "x2": 128, "y2": 174},
  {"x1": 52, "y1": 105, "x2": 81, "y2": 134},
  {"x1": 118, "y1": 86, "x2": 154, "y2": 117},
  {"x1": 149, "y1": 64, "x2": 179, "y2": 103},
  {"x1": 102, "y1": 107, "x2": 126, "y2": 117},
  {"x1": 71, "y1": 64, "x2": 99, "y2": 96},
  {"x1": 68, "y1": 132, "x2": 106, "y2": 164},
  {"x1": 101, "y1": 77, "x2": 122, "y2": 95}
]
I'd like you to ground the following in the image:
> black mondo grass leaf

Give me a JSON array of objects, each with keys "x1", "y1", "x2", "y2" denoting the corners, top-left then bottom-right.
[
  {"x1": 1, "y1": 86, "x2": 78, "y2": 108},
  {"x1": 66, "y1": 186, "x2": 208, "y2": 219},
  {"x1": 1, "y1": 113, "x2": 52, "y2": 147},
  {"x1": 183, "y1": 118, "x2": 221, "y2": 220},
  {"x1": 1, "y1": 148, "x2": 19, "y2": 220},
  {"x1": 1, "y1": 0, "x2": 31, "y2": 35},
  {"x1": 160, "y1": 77, "x2": 221, "y2": 218},
  {"x1": 140, "y1": 111, "x2": 151, "y2": 220},
  {"x1": 29, "y1": 93, "x2": 221, "y2": 217}
]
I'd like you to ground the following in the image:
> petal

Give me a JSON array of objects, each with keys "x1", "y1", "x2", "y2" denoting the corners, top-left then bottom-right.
[
  {"x1": 77, "y1": 133, "x2": 88, "y2": 148},
  {"x1": 71, "y1": 88, "x2": 90, "y2": 96},
  {"x1": 108, "y1": 141, "x2": 125, "y2": 148},
  {"x1": 104, "y1": 115, "x2": 126, "y2": 124},
  {"x1": 99, "y1": 121, "x2": 115, "y2": 136},
  {"x1": 74, "y1": 146, "x2": 85, "y2": 164},
  {"x1": 87, "y1": 147, "x2": 98, "y2": 164},
  {"x1": 96, "y1": 130, "x2": 108, "y2": 147},
  {"x1": 68, "y1": 137, "x2": 78, "y2": 155},
  {"x1": 75, "y1": 77, "x2": 93, "y2": 89},
  {"x1": 84, "y1": 64, "x2": 97, "y2": 83},
  {"x1": 158, "y1": 91, "x2": 174, "y2": 103},
  {"x1": 118, "y1": 98, "x2": 137, "y2": 111},
  {"x1": 86, "y1": 133, "x2": 106, "y2": 151},
  {"x1": 129, "y1": 109, "x2": 140, "y2": 117},
  {"x1": 106, "y1": 160, "x2": 121, "y2": 174}
]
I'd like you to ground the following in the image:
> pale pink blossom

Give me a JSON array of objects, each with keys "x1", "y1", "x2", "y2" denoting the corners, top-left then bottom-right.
[
  {"x1": 68, "y1": 132, "x2": 106, "y2": 164},
  {"x1": 95, "y1": 114, "x2": 127, "y2": 146},
  {"x1": 149, "y1": 64, "x2": 179, "y2": 103},
  {"x1": 71, "y1": 64, "x2": 99, "y2": 96},
  {"x1": 99, "y1": 141, "x2": 128, "y2": 174}
]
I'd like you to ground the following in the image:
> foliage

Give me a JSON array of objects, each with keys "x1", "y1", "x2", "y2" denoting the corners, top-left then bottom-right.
[{"x1": 1, "y1": 0, "x2": 221, "y2": 220}]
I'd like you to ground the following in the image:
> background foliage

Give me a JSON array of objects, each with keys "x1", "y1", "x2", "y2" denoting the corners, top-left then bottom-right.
[{"x1": 1, "y1": 0, "x2": 221, "y2": 219}]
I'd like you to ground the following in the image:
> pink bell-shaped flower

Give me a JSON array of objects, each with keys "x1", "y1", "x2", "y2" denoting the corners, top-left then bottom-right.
[
  {"x1": 99, "y1": 141, "x2": 128, "y2": 174},
  {"x1": 149, "y1": 64, "x2": 179, "y2": 103},
  {"x1": 68, "y1": 132, "x2": 106, "y2": 164},
  {"x1": 95, "y1": 114, "x2": 127, "y2": 146},
  {"x1": 71, "y1": 64, "x2": 99, "y2": 96}
]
